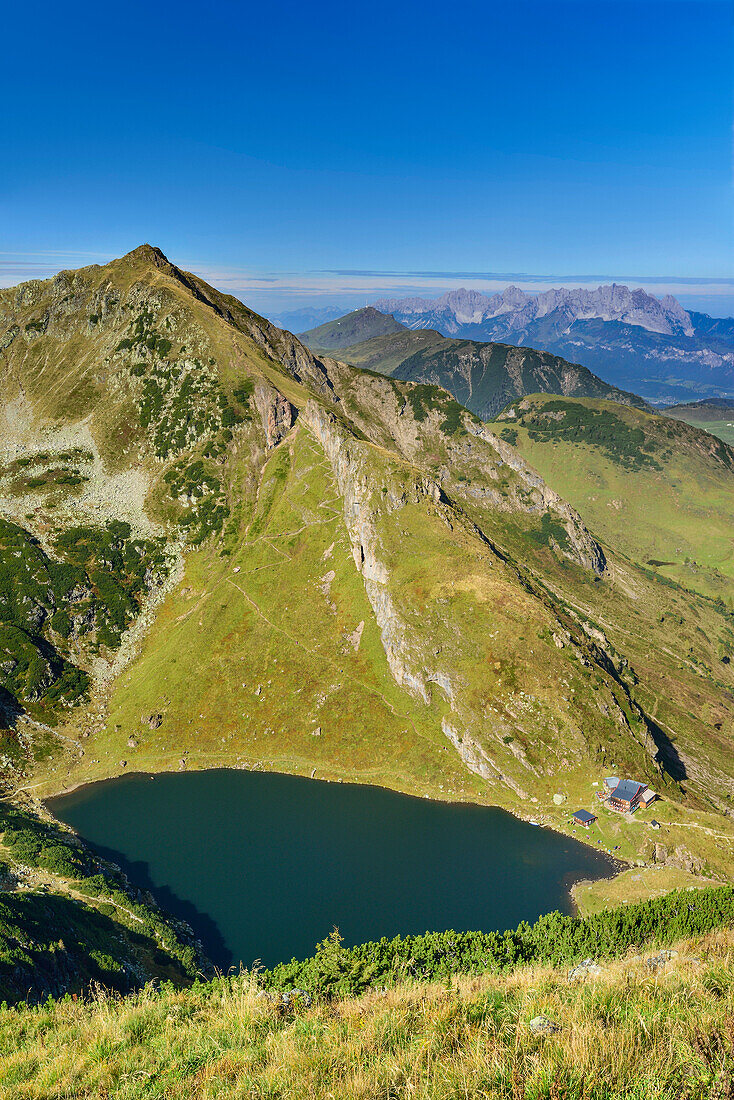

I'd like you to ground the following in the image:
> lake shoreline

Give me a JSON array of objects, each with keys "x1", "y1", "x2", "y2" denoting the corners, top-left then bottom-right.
[
  {"x1": 47, "y1": 767, "x2": 619, "y2": 969},
  {"x1": 40, "y1": 761, "x2": 628, "y2": 914}
]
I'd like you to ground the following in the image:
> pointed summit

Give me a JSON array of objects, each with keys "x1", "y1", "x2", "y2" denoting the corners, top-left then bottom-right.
[
  {"x1": 124, "y1": 243, "x2": 169, "y2": 263},
  {"x1": 122, "y1": 243, "x2": 174, "y2": 271}
]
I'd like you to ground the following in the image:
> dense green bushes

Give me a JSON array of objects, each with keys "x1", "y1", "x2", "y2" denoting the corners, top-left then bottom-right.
[
  {"x1": 403, "y1": 383, "x2": 468, "y2": 436},
  {"x1": 53, "y1": 520, "x2": 169, "y2": 651},
  {"x1": 515, "y1": 400, "x2": 664, "y2": 471},
  {"x1": 0, "y1": 891, "x2": 194, "y2": 1004},
  {"x1": 258, "y1": 886, "x2": 734, "y2": 999},
  {"x1": 120, "y1": 309, "x2": 246, "y2": 464},
  {"x1": 0, "y1": 801, "x2": 205, "y2": 1002},
  {"x1": 163, "y1": 457, "x2": 230, "y2": 544},
  {"x1": 526, "y1": 512, "x2": 571, "y2": 554},
  {"x1": 0, "y1": 517, "x2": 168, "y2": 718}
]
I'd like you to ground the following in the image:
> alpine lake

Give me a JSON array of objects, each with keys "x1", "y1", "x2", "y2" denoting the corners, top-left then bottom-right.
[{"x1": 49, "y1": 769, "x2": 616, "y2": 970}]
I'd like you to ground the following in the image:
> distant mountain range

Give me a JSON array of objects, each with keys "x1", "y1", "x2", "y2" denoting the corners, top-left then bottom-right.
[
  {"x1": 300, "y1": 307, "x2": 647, "y2": 419},
  {"x1": 370, "y1": 286, "x2": 734, "y2": 405}
]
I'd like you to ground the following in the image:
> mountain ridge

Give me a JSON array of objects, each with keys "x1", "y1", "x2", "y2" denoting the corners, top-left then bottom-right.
[
  {"x1": 370, "y1": 286, "x2": 734, "y2": 402},
  {"x1": 375, "y1": 284, "x2": 696, "y2": 337},
  {"x1": 299, "y1": 306, "x2": 648, "y2": 418}
]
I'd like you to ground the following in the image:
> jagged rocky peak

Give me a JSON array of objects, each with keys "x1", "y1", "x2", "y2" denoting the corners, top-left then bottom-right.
[{"x1": 375, "y1": 283, "x2": 695, "y2": 337}]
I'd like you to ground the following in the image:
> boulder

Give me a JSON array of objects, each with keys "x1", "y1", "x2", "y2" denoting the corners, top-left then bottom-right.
[
  {"x1": 645, "y1": 950, "x2": 678, "y2": 972},
  {"x1": 669, "y1": 846, "x2": 705, "y2": 874},
  {"x1": 256, "y1": 988, "x2": 312, "y2": 1009},
  {"x1": 528, "y1": 1015, "x2": 558, "y2": 1035},
  {"x1": 568, "y1": 958, "x2": 604, "y2": 981}
]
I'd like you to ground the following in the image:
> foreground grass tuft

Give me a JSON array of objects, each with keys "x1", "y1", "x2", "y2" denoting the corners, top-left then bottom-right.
[{"x1": 0, "y1": 930, "x2": 732, "y2": 1098}]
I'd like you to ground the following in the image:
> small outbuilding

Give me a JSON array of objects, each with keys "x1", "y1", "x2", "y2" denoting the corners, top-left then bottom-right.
[
  {"x1": 572, "y1": 809, "x2": 597, "y2": 828},
  {"x1": 639, "y1": 788, "x2": 657, "y2": 807},
  {"x1": 650, "y1": 820, "x2": 661, "y2": 830}
]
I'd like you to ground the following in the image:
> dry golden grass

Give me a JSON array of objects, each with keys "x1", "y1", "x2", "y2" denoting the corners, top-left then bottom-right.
[{"x1": 1, "y1": 929, "x2": 733, "y2": 1098}]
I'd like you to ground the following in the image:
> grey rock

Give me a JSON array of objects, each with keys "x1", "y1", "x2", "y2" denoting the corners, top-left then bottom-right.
[
  {"x1": 257, "y1": 988, "x2": 312, "y2": 1008},
  {"x1": 669, "y1": 846, "x2": 705, "y2": 874},
  {"x1": 568, "y1": 958, "x2": 604, "y2": 981},
  {"x1": 645, "y1": 950, "x2": 678, "y2": 972},
  {"x1": 375, "y1": 285, "x2": 694, "y2": 340},
  {"x1": 528, "y1": 1015, "x2": 559, "y2": 1035}
]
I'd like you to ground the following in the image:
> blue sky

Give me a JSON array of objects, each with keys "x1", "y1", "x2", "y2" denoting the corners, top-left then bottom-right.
[{"x1": 3, "y1": 0, "x2": 733, "y2": 315}]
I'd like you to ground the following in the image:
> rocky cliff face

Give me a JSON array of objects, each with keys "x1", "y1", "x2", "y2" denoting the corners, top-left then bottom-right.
[
  {"x1": 302, "y1": 399, "x2": 658, "y2": 804},
  {"x1": 305, "y1": 399, "x2": 446, "y2": 705}
]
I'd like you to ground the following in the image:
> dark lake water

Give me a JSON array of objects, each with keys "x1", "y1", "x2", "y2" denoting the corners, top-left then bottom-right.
[{"x1": 49, "y1": 769, "x2": 616, "y2": 970}]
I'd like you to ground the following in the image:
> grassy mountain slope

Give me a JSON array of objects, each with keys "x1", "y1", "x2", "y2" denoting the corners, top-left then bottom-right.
[
  {"x1": 298, "y1": 305, "x2": 405, "y2": 350},
  {"x1": 320, "y1": 327, "x2": 447, "y2": 375},
  {"x1": 664, "y1": 398, "x2": 734, "y2": 446},
  {"x1": 0, "y1": 247, "x2": 733, "y2": 996},
  {"x1": 300, "y1": 307, "x2": 647, "y2": 418},
  {"x1": 494, "y1": 395, "x2": 734, "y2": 600},
  {"x1": 1, "y1": 919, "x2": 733, "y2": 1097}
]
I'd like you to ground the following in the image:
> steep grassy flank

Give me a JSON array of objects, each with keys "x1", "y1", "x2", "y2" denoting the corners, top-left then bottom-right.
[
  {"x1": 495, "y1": 395, "x2": 734, "y2": 600},
  {"x1": 38, "y1": 425, "x2": 472, "y2": 802},
  {"x1": 686, "y1": 420, "x2": 734, "y2": 446},
  {"x1": 1, "y1": 925, "x2": 733, "y2": 1097},
  {"x1": 299, "y1": 306, "x2": 405, "y2": 350},
  {"x1": 663, "y1": 399, "x2": 734, "y2": 446}
]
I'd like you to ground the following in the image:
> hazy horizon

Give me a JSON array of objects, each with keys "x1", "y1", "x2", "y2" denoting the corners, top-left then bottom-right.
[
  {"x1": 2, "y1": 249, "x2": 733, "y2": 321},
  {"x1": 4, "y1": 0, "x2": 732, "y2": 319}
]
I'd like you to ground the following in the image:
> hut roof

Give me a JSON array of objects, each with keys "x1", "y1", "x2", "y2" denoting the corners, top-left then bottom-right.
[
  {"x1": 572, "y1": 809, "x2": 597, "y2": 824},
  {"x1": 610, "y1": 779, "x2": 644, "y2": 802}
]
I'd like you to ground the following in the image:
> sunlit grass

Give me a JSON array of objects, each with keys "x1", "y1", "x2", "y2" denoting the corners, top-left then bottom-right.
[{"x1": 1, "y1": 929, "x2": 732, "y2": 1098}]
